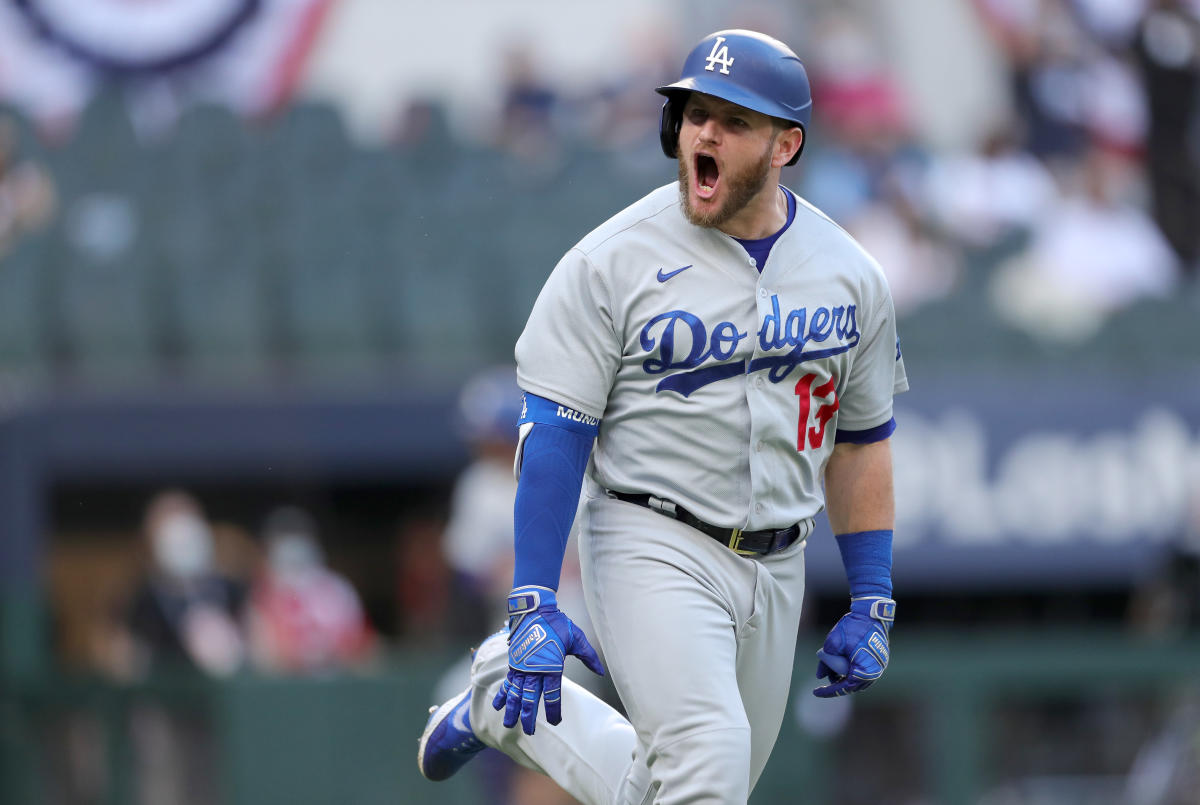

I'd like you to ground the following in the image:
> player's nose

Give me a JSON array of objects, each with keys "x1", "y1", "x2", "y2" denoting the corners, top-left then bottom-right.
[{"x1": 696, "y1": 118, "x2": 720, "y2": 145}]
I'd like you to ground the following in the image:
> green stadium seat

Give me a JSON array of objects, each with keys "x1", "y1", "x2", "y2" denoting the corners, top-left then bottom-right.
[
  {"x1": 54, "y1": 89, "x2": 146, "y2": 198},
  {"x1": 51, "y1": 232, "x2": 161, "y2": 381},
  {"x1": 376, "y1": 211, "x2": 485, "y2": 367},
  {"x1": 897, "y1": 291, "x2": 1043, "y2": 368},
  {"x1": 1079, "y1": 295, "x2": 1200, "y2": 368},
  {"x1": 160, "y1": 237, "x2": 272, "y2": 381},
  {"x1": 270, "y1": 210, "x2": 382, "y2": 377},
  {"x1": 0, "y1": 235, "x2": 50, "y2": 378}
]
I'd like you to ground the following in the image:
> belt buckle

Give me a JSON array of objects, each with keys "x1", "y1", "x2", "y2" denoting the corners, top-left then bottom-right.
[
  {"x1": 727, "y1": 528, "x2": 756, "y2": 556},
  {"x1": 648, "y1": 495, "x2": 678, "y2": 518}
]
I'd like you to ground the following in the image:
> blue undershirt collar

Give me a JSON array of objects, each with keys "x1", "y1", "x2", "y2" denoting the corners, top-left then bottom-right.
[{"x1": 733, "y1": 186, "x2": 796, "y2": 273}]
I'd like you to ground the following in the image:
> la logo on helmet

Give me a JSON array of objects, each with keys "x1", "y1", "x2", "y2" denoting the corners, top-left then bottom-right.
[{"x1": 704, "y1": 36, "x2": 734, "y2": 74}]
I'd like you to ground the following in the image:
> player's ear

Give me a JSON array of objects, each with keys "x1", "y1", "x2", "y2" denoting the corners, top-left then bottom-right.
[{"x1": 772, "y1": 126, "x2": 803, "y2": 168}]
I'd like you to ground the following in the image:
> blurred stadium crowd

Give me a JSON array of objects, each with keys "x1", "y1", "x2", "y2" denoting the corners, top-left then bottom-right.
[
  {"x1": 1, "y1": 0, "x2": 1199, "y2": 804},
  {"x1": 0, "y1": 0, "x2": 1198, "y2": 389}
]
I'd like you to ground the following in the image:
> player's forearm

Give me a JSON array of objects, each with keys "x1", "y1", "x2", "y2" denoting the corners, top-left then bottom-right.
[
  {"x1": 823, "y1": 438, "x2": 894, "y2": 535},
  {"x1": 824, "y1": 438, "x2": 895, "y2": 598},
  {"x1": 511, "y1": 423, "x2": 593, "y2": 590}
]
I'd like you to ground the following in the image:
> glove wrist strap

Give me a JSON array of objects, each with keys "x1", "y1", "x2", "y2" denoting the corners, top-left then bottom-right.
[
  {"x1": 851, "y1": 595, "x2": 896, "y2": 623},
  {"x1": 507, "y1": 585, "x2": 557, "y2": 631}
]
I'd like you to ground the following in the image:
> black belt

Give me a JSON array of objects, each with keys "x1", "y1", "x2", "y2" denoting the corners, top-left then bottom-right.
[{"x1": 605, "y1": 490, "x2": 809, "y2": 556}]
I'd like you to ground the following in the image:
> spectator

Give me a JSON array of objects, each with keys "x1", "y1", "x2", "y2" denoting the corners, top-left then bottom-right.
[
  {"x1": 975, "y1": 0, "x2": 1094, "y2": 160},
  {"x1": 578, "y1": 15, "x2": 679, "y2": 151},
  {"x1": 921, "y1": 126, "x2": 1059, "y2": 250},
  {"x1": 105, "y1": 489, "x2": 245, "y2": 805},
  {"x1": 1069, "y1": 0, "x2": 1151, "y2": 47},
  {"x1": 989, "y1": 145, "x2": 1179, "y2": 341},
  {"x1": 440, "y1": 365, "x2": 594, "y2": 643},
  {"x1": 794, "y1": 10, "x2": 959, "y2": 314},
  {"x1": 439, "y1": 365, "x2": 524, "y2": 634},
  {"x1": 1122, "y1": 473, "x2": 1200, "y2": 803},
  {"x1": 245, "y1": 506, "x2": 375, "y2": 674},
  {"x1": 391, "y1": 96, "x2": 453, "y2": 149},
  {"x1": 807, "y1": 10, "x2": 910, "y2": 146},
  {"x1": 845, "y1": 188, "x2": 961, "y2": 317},
  {"x1": 110, "y1": 489, "x2": 246, "y2": 678},
  {"x1": 496, "y1": 45, "x2": 561, "y2": 165},
  {"x1": 799, "y1": 9, "x2": 919, "y2": 225},
  {"x1": 1127, "y1": 473, "x2": 1200, "y2": 637},
  {"x1": 1133, "y1": 0, "x2": 1200, "y2": 276},
  {"x1": 395, "y1": 509, "x2": 455, "y2": 646},
  {"x1": 0, "y1": 114, "x2": 56, "y2": 257},
  {"x1": 431, "y1": 365, "x2": 585, "y2": 805}
]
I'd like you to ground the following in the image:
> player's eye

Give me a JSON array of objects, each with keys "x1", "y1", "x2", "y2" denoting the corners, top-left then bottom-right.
[{"x1": 687, "y1": 109, "x2": 708, "y2": 124}]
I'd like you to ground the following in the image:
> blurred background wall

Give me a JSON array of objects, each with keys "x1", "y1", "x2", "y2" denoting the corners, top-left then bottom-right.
[{"x1": 1, "y1": 1, "x2": 1199, "y2": 804}]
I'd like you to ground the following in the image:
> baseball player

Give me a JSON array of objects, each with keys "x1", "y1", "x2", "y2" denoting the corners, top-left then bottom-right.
[{"x1": 419, "y1": 29, "x2": 907, "y2": 804}]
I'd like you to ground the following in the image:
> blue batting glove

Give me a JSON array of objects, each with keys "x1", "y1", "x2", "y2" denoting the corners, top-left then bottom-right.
[
  {"x1": 491, "y1": 585, "x2": 604, "y2": 735},
  {"x1": 813, "y1": 596, "x2": 895, "y2": 698}
]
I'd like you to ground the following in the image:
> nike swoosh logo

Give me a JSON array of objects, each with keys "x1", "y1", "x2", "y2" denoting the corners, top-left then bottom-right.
[{"x1": 657, "y1": 265, "x2": 692, "y2": 282}]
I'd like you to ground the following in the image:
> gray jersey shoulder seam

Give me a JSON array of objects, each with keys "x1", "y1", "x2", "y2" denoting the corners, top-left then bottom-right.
[
  {"x1": 788, "y1": 189, "x2": 888, "y2": 281},
  {"x1": 566, "y1": 247, "x2": 622, "y2": 341},
  {"x1": 575, "y1": 192, "x2": 679, "y2": 257}
]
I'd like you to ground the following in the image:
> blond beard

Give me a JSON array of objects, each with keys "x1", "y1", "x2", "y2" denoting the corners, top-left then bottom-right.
[{"x1": 678, "y1": 136, "x2": 776, "y2": 229}]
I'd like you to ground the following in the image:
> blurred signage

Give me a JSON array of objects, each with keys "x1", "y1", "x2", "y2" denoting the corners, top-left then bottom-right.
[
  {"x1": 0, "y1": 0, "x2": 333, "y2": 127},
  {"x1": 11, "y1": 0, "x2": 259, "y2": 72},
  {"x1": 1, "y1": 371, "x2": 1195, "y2": 590},
  {"x1": 893, "y1": 405, "x2": 1196, "y2": 550}
]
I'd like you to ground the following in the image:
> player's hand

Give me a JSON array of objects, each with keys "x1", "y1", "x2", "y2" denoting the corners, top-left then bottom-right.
[
  {"x1": 491, "y1": 585, "x2": 605, "y2": 735},
  {"x1": 813, "y1": 596, "x2": 895, "y2": 698}
]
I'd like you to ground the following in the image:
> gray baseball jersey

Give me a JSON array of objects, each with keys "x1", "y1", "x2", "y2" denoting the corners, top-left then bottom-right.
[{"x1": 515, "y1": 182, "x2": 908, "y2": 532}]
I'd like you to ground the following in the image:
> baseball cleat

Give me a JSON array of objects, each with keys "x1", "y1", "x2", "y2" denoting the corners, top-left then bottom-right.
[{"x1": 417, "y1": 687, "x2": 485, "y2": 781}]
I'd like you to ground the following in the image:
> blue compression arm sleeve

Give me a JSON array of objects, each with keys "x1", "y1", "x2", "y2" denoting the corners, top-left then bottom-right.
[
  {"x1": 512, "y1": 394, "x2": 599, "y2": 590},
  {"x1": 834, "y1": 529, "x2": 894, "y2": 598}
]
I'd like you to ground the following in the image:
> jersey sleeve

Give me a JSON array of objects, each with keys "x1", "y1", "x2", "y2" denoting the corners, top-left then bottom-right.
[
  {"x1": 837, "y1": 286, "x2": 908, "y2": 432},
  {"x1": 515, "y1": 249, "x2": 620, "y2": 420}
]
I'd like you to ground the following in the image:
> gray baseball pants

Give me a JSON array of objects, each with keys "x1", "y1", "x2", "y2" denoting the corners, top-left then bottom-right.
[{"x1": 468, "y1": 477, "x2": 809, "y2": 805}]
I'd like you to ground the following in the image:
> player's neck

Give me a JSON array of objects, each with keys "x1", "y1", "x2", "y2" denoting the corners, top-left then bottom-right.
[{"x1": 717, "y1": 184, "x2": 788, "y2": 241}]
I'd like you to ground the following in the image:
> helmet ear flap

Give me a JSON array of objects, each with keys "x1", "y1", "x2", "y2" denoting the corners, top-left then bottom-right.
[{"x1": 658, "y1": 96, "x2": 684, "y2": 159}]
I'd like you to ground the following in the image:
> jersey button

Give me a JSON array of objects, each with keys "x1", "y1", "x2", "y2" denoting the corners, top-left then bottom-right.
[
  {"x1": 758, "y1": 289, "x2": 768, "y2": 299},
  {"x1": 755, "y1": 376, "x2": 765, "y2": 389},
  {"x1": 754, "y1": 503, "x2": 764, "y2": 515},
  {"x1": 756, "y1": 441, "x2": 765, "y2": 452}
]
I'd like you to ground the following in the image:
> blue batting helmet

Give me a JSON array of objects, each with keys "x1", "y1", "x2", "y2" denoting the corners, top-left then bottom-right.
[
  {"x1": 457, "y1": 365, "x2": 523, "y2": 445},
  {"x1": 656, "y1": 29, "x2": 812, "y2": 166}
]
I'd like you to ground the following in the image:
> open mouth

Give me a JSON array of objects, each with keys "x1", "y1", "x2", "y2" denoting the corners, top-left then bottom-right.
[{"x1": 695, "y1": 154, "x2": 719, "y2": 200}]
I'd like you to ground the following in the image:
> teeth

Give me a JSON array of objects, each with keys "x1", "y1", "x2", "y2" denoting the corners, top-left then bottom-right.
[{"x1": 700, "y1": 184, "x2": 713, "y2": 192}]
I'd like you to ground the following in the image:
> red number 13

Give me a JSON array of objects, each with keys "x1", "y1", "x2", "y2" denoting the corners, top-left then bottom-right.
[{"x1": 794, "y1": 373, "x2": 839, "y2": 451}]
